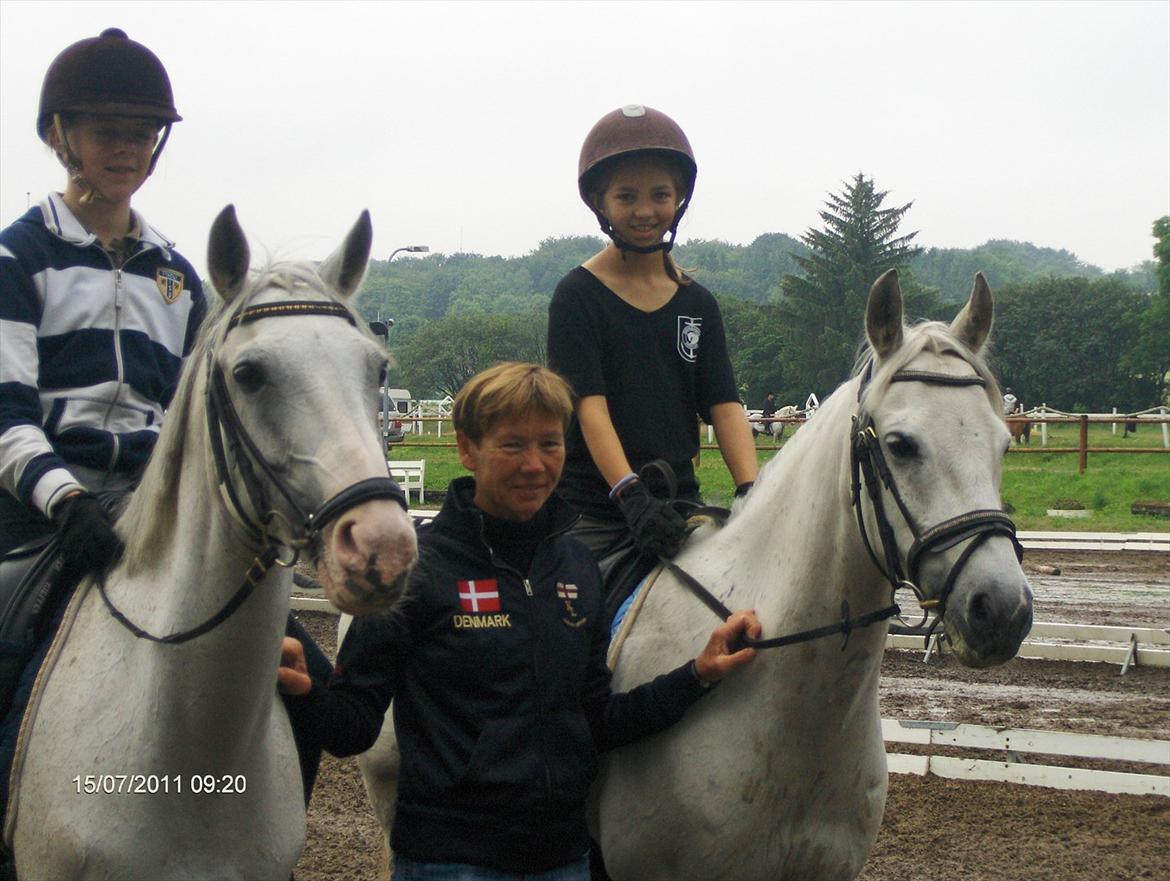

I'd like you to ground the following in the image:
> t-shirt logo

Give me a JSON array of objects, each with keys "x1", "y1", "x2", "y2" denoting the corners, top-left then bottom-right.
[
  {"x1": 457, "y1": 579, "x2": 500, "y2": 613},
  {"x1": 677, "y1": 316, "x2": 701, "y2": 362}
]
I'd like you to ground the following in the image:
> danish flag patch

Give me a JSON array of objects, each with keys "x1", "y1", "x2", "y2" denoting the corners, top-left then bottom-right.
[{"x1": 458, "y1": 579, "x2": 500, "y2": 613}]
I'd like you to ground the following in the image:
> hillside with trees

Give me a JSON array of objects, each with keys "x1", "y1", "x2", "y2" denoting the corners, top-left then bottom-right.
[{"x1": 357, "y1": 189, "x2": 1166, "y2": 412}]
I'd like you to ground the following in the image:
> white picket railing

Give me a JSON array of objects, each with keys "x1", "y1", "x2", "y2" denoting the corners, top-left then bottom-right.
[{"x1": 883, "y1": 718, "x2": 1170, "y2": 797}]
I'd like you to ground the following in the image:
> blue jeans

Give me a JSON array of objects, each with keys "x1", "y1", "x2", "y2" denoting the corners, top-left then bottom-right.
[{"x1": 392, "y1": 854, "x2": 590, "y2": 881}]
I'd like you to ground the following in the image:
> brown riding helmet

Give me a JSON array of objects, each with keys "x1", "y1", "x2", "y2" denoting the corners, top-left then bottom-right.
[
  {"x1": 37, "y1": 27, "x2": 181, "y2": 141},
  {"x1": 577, "y1": 105, "x2": 697, "y2": 253},
  {"x1": 577, "y1": 105, "x2": 697, "y2": 205}
]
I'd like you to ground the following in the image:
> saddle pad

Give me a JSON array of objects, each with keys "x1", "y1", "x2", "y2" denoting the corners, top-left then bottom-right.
[
  {"x1": 606, "y1": 564, "x2": 663, "y2": 672},
  {"x1": 3, "y1": 573, "x2": 92, "y2": 848}
]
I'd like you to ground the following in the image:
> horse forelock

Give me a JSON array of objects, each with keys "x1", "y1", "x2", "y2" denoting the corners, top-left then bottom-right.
[
  {"x1": 118, "y1": 259, "x2": 365, "y2": 572},
  {"x1": 855, "y1": 321, "x2": 1001, "y2": 414}
]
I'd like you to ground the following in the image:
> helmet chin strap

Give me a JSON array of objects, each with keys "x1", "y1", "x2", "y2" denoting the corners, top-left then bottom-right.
[
  {"x1": 53, "y1": 115, "x2": 104, "y2": 205},
  {"x1": 51, "y1": 114, "x2": 171, "y2": 206},
  {"x1": 595, "y1": 197, "x2": 691, "y2": 256}
]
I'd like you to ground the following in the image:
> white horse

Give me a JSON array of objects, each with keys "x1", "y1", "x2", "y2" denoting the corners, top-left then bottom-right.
[
  {"x1": 351, "y1": 270, "x2": 1033, "y2": 881},
  {"x1": 5, "y1": 206, "x2": 418, "y2": 881},
  {"x1": 765, "y1": 404, "x2": 800, "y2": 443}
]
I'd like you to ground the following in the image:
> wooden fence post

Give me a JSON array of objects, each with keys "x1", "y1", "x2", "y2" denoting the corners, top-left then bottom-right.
[{"x1": 1078, "y1": 414, "x2": 1089, "y2": 473}]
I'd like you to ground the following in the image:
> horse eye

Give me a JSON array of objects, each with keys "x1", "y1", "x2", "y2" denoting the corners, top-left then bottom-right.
[
  {"x1": 885, "y1": 433, "x2": 919, "y2": 459},
  {"x1": 232, "y1": 362, "x2": 265, "y2": 392}
]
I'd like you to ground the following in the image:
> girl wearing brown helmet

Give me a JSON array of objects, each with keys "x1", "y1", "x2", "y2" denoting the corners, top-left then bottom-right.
[{"x1": 548, "y1": 105, "x2": 758, "y2": 573}]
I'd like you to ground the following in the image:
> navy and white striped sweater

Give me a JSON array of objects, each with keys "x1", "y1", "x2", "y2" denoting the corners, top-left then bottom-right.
[{"x1": 0, "y1": 194, "x2": 206, "y2": 520}]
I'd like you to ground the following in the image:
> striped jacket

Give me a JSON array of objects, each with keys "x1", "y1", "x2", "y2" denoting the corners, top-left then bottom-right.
[{"x1": 0, "y1": 194, "x2": 206, "y2": 520}]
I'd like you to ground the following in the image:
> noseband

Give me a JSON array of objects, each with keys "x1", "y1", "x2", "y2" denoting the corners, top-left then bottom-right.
[
  {"x1": 98, "y1": 299, "x2": 407, "y2": 645},
  {"x1": 850, "y1": 363, "x2": 1023, "y2": 635}
]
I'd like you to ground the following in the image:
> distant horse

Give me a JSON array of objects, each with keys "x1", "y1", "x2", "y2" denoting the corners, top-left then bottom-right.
[
  {"x1": 350, "y1": 270, "x2": 1033, "y2": 881},
  {"x1": 6, "y1": 206, "x2": 418, "y2": 880},
  {"x1": 1006, "y1": 401, "x2": 1031, "y2": 444},
  {"x1": 764, "y1": 404, "x2": 801, "y2": 443}
]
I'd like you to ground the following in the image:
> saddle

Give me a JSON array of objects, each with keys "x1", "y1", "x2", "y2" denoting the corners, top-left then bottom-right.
[
  {"x1": 0, "y1": 493, "x2": 125, "y2": 718},
  {"x1": 0, "y1": 536, "x2": 66, "y2": 717},
  {"x1": 599, "y1": 502, "x2": 730, "y2": 630}
]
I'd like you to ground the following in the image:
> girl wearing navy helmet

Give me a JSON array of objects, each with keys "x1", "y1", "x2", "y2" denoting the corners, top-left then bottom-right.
[{"x1": 548, "y1": 105, "x2": 758, "y2": 571}]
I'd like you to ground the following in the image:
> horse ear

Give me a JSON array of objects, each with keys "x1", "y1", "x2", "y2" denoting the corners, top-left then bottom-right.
[
  {"x1": 950, "y1": 272, "x2": 993, "y2": 354},
  {"x1": 319, "y1": 210, "x2": 373, "y2": 300},
  {"x1": 866, "y1": 268, "x2": 904, "y2": 359},
  {"x1": 207, "y1": 205, "x2": 250, "y2": 303}
]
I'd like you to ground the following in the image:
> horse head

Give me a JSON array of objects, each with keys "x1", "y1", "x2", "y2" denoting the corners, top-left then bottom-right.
[
  {"x1": 203, "y1": 205, "x2": 418, "y2": 616},
  {"x1": 860, "y1": 269, "x2": 1032, "y2": 667}
]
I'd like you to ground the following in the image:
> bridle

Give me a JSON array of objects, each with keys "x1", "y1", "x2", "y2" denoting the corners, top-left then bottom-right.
[
  {"x1": 98, "y1": 298, "x2": 407, "y2": 645},
  {"x1": 666, "y1": 359, "x2": 1022, "y2": 653},
  {"x1": 849, "y1": 362, "x2": 1023, "y2": 640}
]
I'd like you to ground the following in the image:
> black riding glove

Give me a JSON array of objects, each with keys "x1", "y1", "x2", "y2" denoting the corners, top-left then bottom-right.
[
  {"x1": 614, "y1": 479, "x2": 688, "y2": 559},
  {"x1": 734, "y1": 481, "x2": 755, "y2": 499},
  {"x1": 53, "y1": 492, "x2": 122, "y2": 578}
]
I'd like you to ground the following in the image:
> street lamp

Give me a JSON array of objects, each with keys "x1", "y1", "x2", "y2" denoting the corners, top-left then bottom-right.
[{"x1": 387, "y1": 245, "x2": 429, "y2": 261}]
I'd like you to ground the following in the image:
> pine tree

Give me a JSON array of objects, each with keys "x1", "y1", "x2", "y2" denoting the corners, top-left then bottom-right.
[{"x1": 776, "y1": 173, "x2": 927, "y2": 400}]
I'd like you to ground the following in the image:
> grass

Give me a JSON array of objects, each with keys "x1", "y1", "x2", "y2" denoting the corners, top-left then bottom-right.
[{"x1": 388, "y1": 422, "x2": 1170, "y2": 533}]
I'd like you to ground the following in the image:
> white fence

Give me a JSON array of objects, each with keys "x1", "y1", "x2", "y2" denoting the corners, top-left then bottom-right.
[
  {"x1": 887, "y1": 620, "x2": 1170, "y2": 671},
  {"x1": 1025, "y1": 404, "x2": 1170, "y2": 448},
  {"x1": 1017, "y1": 530, "x2": 1170, "y2": 552},
  {"x1": 883, "y1": 718, "x2": 1170, "y2": 797}
]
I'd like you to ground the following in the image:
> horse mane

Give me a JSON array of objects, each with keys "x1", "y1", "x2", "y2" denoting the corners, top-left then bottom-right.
[
  {"x1": 118, "y1": 260, "x2": 364, "y2": 575},
  {"x1": 729, "y1": 320, "x2": 1001, "y2": 526}
]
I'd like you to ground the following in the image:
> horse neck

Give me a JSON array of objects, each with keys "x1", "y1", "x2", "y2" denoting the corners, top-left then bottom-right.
[
  {"x1": 107, "y1": 382, "x2": 292, "y2": 745},
  {"x1": 692, "y1": 382, "x2": 890, "y2": 672}
]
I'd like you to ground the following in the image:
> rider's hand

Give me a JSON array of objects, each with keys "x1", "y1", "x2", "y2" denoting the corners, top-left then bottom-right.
[
  {"x1": 694, "y1": 609, "x2": 762, "y2": 684},
  {"x1": 614, "y1": 479, "x2": 688, "y2": 558},
  {"x1": 53, "y1": 491, "x2": 122, "y2": 578},
  {"x1": 277, "y1": 636, "x2": 313, "y2": 696}
]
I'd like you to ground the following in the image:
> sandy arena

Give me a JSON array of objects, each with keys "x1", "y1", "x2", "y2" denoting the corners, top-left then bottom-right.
[{"x1": 293, "y1": 549, "x2": 1170, "y2": 881}]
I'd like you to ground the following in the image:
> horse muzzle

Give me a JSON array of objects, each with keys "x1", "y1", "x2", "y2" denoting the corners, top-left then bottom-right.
[
  {"x1": 938, "y1": 549, "x2": 1034, "y2": 667},
  {"x1": 316, "y1": 497, "x2": 418, "y2": 616}
]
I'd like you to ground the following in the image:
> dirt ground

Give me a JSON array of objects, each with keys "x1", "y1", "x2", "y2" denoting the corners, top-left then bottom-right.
[{"x1": 293, "y1": 549, "x2": 1170, "y2": 881}]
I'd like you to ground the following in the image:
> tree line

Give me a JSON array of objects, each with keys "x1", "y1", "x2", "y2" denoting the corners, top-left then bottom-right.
[{"x1": 360, "y1": 175, "x2": 1167, "y2": 413}]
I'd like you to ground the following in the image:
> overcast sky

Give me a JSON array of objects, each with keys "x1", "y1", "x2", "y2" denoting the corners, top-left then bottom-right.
[{"x1": 1, "y1": 1, "x2": 1167, "y2": 281}]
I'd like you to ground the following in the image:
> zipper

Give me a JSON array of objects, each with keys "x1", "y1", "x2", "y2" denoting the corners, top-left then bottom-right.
[
  {"x1": 104, "y1": 255, "x2": 127, "y2": 473},
  {"x1": 101, "y1": 243, "x2": 156, "y2": 473},
  {"x1": 473, "y1": 507, "x2": 554, "y2": 797}
]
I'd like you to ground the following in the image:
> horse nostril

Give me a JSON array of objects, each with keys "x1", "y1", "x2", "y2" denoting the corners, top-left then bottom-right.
[
  {"x1": 967, "y1": 591, "x2": 992, "y2": 623},
  {"x1": 331, "y1": 516, "x2": 360, "y2": 564}
]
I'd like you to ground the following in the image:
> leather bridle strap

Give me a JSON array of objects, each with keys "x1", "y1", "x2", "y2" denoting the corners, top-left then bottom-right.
[
  {"x1": 906, "y1": 509, "x2": 1022, "y2": 588},
  {"x1": 96, "y1": 547, "x2": 280, "y2": 645},
  {"x1": 206, "y1": 300, "x2": 407, "y2": 544},
  {"x1": 850, "y1": 361, "x2": 1023, "y2": 629},
  {"x1": 664, "y1": 560, "x2": 900, "y2": 653}
]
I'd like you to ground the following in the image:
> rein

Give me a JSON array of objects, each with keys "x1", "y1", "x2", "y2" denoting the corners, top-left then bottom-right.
[
  {"x1": 98, "y1": 299, "x2": 407, "y2": 645},
  {"x1": 663, "y1": 361, "x2": 1022, "y2": 654}
]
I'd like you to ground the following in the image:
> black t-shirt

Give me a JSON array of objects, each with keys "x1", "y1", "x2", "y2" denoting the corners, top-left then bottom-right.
[{"x1": 547, "y1": 266, "x2": 740, "y2": 519}]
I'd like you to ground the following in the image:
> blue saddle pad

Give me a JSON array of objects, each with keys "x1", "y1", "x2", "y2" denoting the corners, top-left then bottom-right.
[{"x1": 610, "y1": 577, "x2": 649, "y2": 641}]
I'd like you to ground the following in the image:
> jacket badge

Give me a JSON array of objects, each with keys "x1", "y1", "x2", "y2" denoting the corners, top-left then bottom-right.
[
  {"x1": 454, "y1": 578, "x2": 511, "y2": 629},
  {"x1": 677, "y1": 316, "x2": 701, "y2": 362},
  {"x1": 557, "y1": 582, "x2": 587, "y2": 629},
  {"x1": 156, "y1": 268, "x2": 185, "y2": 303}
]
